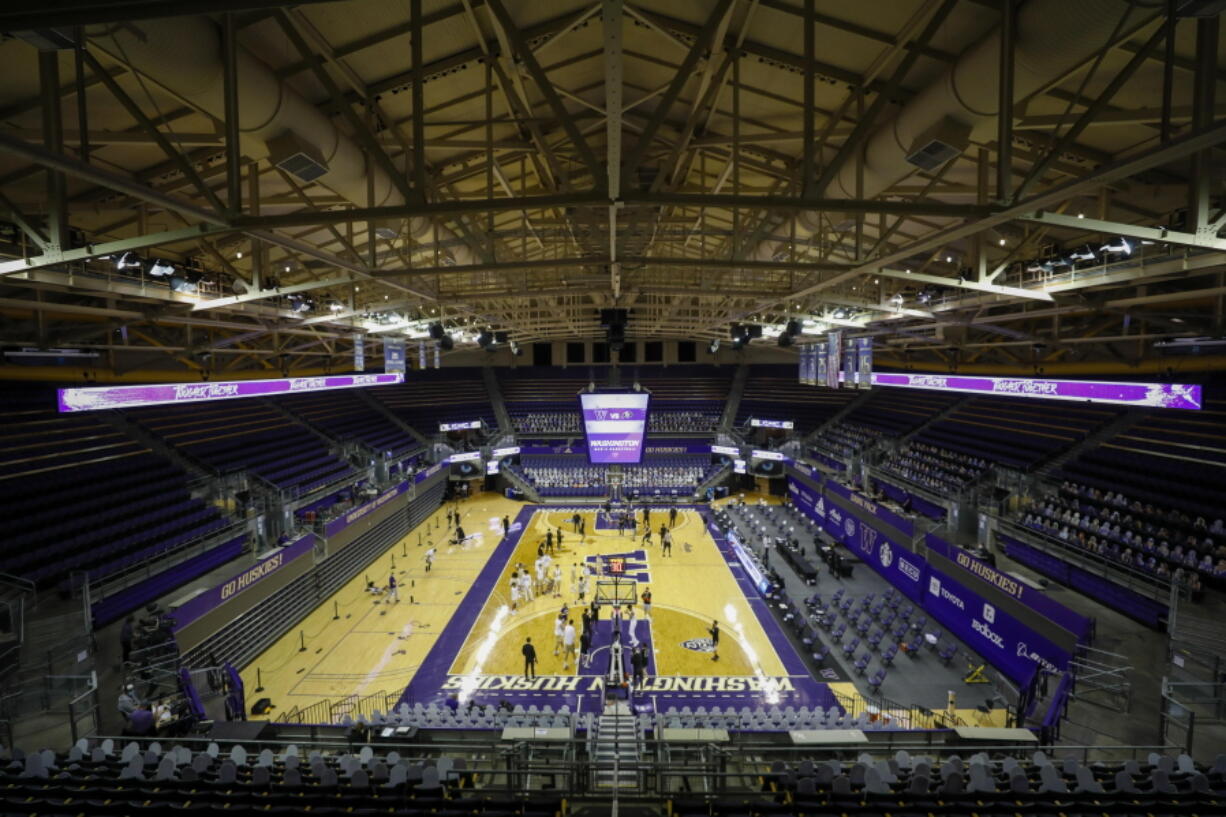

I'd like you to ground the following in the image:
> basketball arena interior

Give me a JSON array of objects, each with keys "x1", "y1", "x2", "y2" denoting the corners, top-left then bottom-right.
[{"x1": 1, "y1": 0, "x2": 1226, "y2": 814}]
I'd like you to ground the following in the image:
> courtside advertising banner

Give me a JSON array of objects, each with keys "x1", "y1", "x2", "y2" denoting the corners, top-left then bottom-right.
[
  {"x1": 923, "y1": 565, "x2": 1070, "y2": 685},
  {"x1": 579, "y1": 392, "x2": 651, "y2": 464}
]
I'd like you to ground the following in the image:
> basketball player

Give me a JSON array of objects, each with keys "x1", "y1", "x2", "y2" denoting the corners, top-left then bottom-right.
[
  {"x1": 553, "y1": 613, "x2": 565, "y2": 656},
  {"x1": 641, "y1": 587, "x2": 652, "y2": 620},
  {"x1": 387, "y1": 572, "x2": 399, "y2": 603},
  {"x1": 556, "y1": 528, "x2": 564, "y2": 552},
  {"x1": 424, "y1": 546, "x2": 436, "y2": 572},
  {"x1": 627, "y1": 605, "x2": 639, "y2": 647},
  {"x1": 661, "y1": 535, "x2": 672, "y2": 557},
  {"x1": 641, "y1": 527, "x2": 653, "y2": 547},
  {"x1": 669, "y1": 506, "x2": 678, "y2": 527},
  {"x1": 552, "y1": 564, "x2": 563, "y2": 599},
  {"x1": 509, "y1": 576, "x2": 520, "y2": 612},
  {"x1": 577, "y1": 572, "x2": 588, "y2": 603},
  {"x1": 562, "y1": 619, "x2": 576, "y2": 671},
  {"x1": 708, "y1": 620, "x2": 720, "y2": 662},
  {"x1": 579, "y1": 627, "x2": 593, "y2": 668}
]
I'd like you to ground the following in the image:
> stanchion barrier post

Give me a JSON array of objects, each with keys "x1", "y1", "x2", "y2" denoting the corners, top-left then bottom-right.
[
  {"x1": 298, "y1": 631, "x2": 307, "y2": 652},
  {"x1": 333, "y1": 601, "x2": 339, "y2": 620},
  {"x1": 255, "y1": 667, "x2": 265, "y2": 693}
]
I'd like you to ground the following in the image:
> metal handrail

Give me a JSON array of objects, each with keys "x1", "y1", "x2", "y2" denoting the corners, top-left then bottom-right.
[{"x1": 995, "y1": 517, "x2": 1171, "y2": 601}]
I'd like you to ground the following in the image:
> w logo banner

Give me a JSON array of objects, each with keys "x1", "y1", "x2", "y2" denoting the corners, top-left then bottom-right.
[{"x1": 859, "y1": 526, "x2": 878, "y2": 555}]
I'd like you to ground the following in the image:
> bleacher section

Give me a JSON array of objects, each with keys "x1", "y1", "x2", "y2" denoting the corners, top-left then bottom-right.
[
  {"x1": 0, "y1": 393, "x2": 233, "y2": 591},
  {"x1": 516, "y1": 453, "x2": 718, "y2": 498},
  {"x1": 3, "y1": 737, "x2": 1225, "y2": 817},
  {"x1": 878, "y1": 442, "x2": 990, "y2": 495},
  {"x1": 3, "y1": 738, "x2": 1223, "y2": 816},
  {"x1": 636, "y1": 365, "x2": 731, "y2": 426},
  {"x1": 128, "y1": 401, "x2": 352, "y2": 494},
  {"x1": 838, "y1": 388, "x2": 964, "y2": 439},
  {"x1": 914, "y1": 396, "x2": 1122, "y2": 471},
  {"x1": 1018, "y1": 482, "x2": 1223, "y2": 588},
  {"x1": 371, "y1": 369, "x2": 495, "y2": 436},
  {"x1": 1055, "y1": 397, "x2": 1226, "y2": 525},
  {"x1": 737, "y1": 365, "x2": 860, "y2": 433},
  {"x1": 278, "y1": 391, "x2": 422, "y2": 458},
  {"x1": 498, "y1": 369, "x2": 588, "y2": 434}
]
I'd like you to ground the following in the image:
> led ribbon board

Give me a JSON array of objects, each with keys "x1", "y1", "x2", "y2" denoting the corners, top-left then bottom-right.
[
  {"x1": 870, "y1": 372, "x2": 1201, "y2": 410},
  {"x1": 440, "y1": 420, "x2": 482, "y2": 431},
  {"x1": 57, "y1": 372, "x2": 404, "y2": 413},
  {"x1": 750, "y1": 418, "x2": 794, "y2": 429},
  {"x1": 579, "y1": 392, "x2": 651, "y2": 464}
]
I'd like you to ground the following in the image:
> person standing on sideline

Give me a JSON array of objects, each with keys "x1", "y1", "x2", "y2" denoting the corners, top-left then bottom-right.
[
  {"x1": 424, "y1": 546, "x2": 436, "y2": 572},
  {"x1": 641, "y1": 587, "x2": 652, "y2": 620},
  {"x1": 522, "y1": 637, "x2": 537, "y2": 679},
  {"x1": 661, "y1": 535, "x2": 672, "y2": 557},
  {"x1": 669, "y1": 506, "x2": 677, "y2": 527},
  {"x1": 580, "y1": 515, "x2": 587, "y2": 537},
  {"x1": 630, "y1": 645, "x2": 643, "y2": 687},
  {"x1": 502, "y1": 516, "x2": 510, "y2": 536},
  {"x1": 546, "y1": 529, "x2": 554, "y2": 554},
  {"x1": 581, "y1": 606, "x2": 592, "y2": 637},
  {"x1": 644, "y1": 506, "x2": 651, "y2": 529},
  {"x1": 120, "y1": 616, "x2": 135, "y2": 665},
  {"x1": 708, "y1": 620, "x2": 720, "y2": 661},
  {"x1": 553, "y1": 613, "x2": 565, "y2": 656},
  {"x1": 562, "y1": 619, "x2": 576, "y2": 671},
  {"x1": 557, "y1": 528, "x2": 564, "y2": 552},
  {"x1": 387, "y1": 572, "x2": 399, "y2": 603},
  {"x1": 578, "y1": 571, "x2": 588, "y2": 603},
  {"x1": 659, "y1": 523, "x2": 667, "y2": 542},
  {"x1": 579, "y1": 626, "x2": 593, "y2": 668}
]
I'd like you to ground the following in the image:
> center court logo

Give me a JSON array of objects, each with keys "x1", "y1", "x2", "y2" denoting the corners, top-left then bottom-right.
[
  {"x1": 879, "y1": 541, "x2": 893, "y2": 569},
  {"x1": 681, "y1": 638, "x2": 715, "y2": 653}
]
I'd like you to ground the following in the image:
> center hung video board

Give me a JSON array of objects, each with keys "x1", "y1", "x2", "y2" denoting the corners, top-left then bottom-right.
[{"x1": 579, "y1": 392, "x2": 651, "y2": 465}]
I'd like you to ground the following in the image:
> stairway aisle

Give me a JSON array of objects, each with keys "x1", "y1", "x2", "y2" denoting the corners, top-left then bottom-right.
[{"x1": 592, "y1": 701, "x2": 639, "y2": 790}]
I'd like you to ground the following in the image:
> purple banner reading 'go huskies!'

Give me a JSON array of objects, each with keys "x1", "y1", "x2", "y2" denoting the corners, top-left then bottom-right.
[
  {"x1": 58, "y1": 373, "x2": 404, "y2": 412},
  {"x1": 870, "y1": 372, "x2": 1201, "y2": 410},
  {"x1": 172, "y1": 534, "x2": 316, "y2": 633},
  {"x1": 925, "y1": 533, "x2": 1093, "y2": 642}
]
